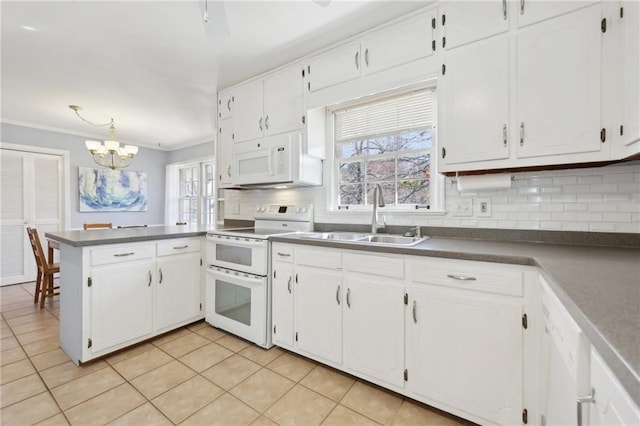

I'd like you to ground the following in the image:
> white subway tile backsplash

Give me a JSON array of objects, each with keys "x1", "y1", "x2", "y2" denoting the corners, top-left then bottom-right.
[{"x1": 227, "y1": 164, "x2": 640, "y2": 234}]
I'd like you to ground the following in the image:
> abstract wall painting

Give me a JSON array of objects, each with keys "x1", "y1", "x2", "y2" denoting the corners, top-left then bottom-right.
[{"x1": 79, "y1": 167, "x2": 148, "y2": 212}]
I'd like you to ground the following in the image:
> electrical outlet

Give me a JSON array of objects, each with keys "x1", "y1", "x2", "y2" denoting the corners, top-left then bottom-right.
[
  {"x1": 476, "y1": 198, "x2": 492, "y2": 217},
  {"x1": 453, "y1": 198, "x2": 473, "y2": 217}
]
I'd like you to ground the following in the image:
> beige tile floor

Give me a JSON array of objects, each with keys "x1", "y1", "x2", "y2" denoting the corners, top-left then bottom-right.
[{"x1": 0, "y1": 281, "x2": 470, "y2": 426}]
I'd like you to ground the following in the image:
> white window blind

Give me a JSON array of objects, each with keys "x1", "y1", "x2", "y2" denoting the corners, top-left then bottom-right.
[{"x1": 334, "y1": 89, "x2": 433, "y2": 141}]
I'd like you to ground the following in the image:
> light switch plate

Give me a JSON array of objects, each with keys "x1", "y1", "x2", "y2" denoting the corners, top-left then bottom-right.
[{"x1": 476, "y1": 198, "x2": 492, "y2": 217}]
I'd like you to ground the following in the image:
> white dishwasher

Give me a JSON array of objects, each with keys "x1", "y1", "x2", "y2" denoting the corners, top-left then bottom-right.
[{"x1": 538, "y1": 276, "x2": 592, "y2": 426}]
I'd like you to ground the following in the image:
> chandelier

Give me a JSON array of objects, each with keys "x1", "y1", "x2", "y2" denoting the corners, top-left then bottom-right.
[{"x1": 69, "y1": 105, "x2": 138, "y2": 170}]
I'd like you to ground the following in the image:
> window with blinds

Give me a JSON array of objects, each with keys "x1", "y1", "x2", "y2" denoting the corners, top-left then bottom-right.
[{"x1": 334, "y1": 88, "x2": 434, "y2": 208}]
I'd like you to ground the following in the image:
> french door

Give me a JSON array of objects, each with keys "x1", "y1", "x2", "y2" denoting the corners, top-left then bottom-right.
[{"x1": 0, "y1": 148, "x2": 64, "y2": 285}]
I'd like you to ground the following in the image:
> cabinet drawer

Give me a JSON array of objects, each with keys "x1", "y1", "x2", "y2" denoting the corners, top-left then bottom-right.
[
  {"x1": 296, "y1": 246, "x2": 342, "y2": 269},
  {"x1": 410, "y1": 257, "x2": 523, "y2": 297},
  {"x1": 272, "y1": 243, "x2": 294, "y2": 263},
  {"x1": 90, "y1": 244, "x2": 154, "y2": 266},
  {"x1": 156, "y1": 238, "x2": 201, "y2": 257},
  {"x1": 344, "y1": 253, "x2": 404, "y2": 279}
]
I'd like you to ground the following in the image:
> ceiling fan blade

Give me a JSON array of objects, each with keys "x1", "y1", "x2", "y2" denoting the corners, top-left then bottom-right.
[
  {"x1": 312, "y1": 0, "x2": 331, "y2": 8},
  {"x1": 198, "y1": 0, "x2": 230, "y2": 37}
]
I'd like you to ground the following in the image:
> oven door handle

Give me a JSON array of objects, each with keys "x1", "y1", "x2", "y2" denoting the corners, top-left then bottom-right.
[{"x1": 206, "y1": 267, "x2": 264, "y2": 286}]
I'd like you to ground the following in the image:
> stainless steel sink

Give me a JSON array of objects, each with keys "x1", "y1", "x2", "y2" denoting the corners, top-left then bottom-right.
[
  {"x1": 297, "y1": 232, "x2": 428, "y2": 246},
  {"x1": 297, "y1": 232, "x2": 369, "y2": 241},
  {"x1": 357, "y1": 235, "x2": 429, "y2": 246}
]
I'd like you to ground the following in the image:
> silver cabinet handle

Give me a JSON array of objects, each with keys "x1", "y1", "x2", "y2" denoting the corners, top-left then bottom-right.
[
  {"x1": 113, "y1": 252, "x2": 134, "y2": 257},
  {"x1": 148, "y1": 270, "x2": 152, "y2": 287},
  {"x1": 287, "y1": 276, "x2": 292, "y2": 294},
  {"x1": 227, "y1": 165, "x2": 231, "y2": 177},
  {"x1": 503, "y1": 0, "x2": 507, "y2": 19},
  {"x1": 503, "y1": 124, "x2": 508, "y2": 147},
  {"x1": 364, "y1": 48, "x2": 369, "y2": 67},
  {"x1": 520, "y1": 0, "x2": 525, "y2": 15},
  {"x1": 355, "y1": 51, "x2": 359, "y2": 70},
  {"x1": 346, "y1": 288, "x2": 351, "y2": 307},
  {"x1": 447, "y1": 274, "x2": 477, "y2": 281},
  {"x1": 412, "y1": 300, "x2": 417, "y2": 324},
  {"x1": 226, "y1": 99, "x2": 231, "y2": 111},
  {"x1": 336, "y1": 286, "x2": 341, "y2": 305},
  {"x1": 173, "y1": 245, "x2": 188, "y2": 250},
  {"x1": 265, "y1": 115, "x2": 269, "y2": 130},
  {"x1": 277, "y1": 252, "x2": 291, "y2": 257},
  {"x1": 259, "y1": 117, "x2": 263, "y2": 131},
  {"x1": 577, "y1": 389, "x2": 595, "y2": 426},
  {"x1": 520, "y1": 122, "x2": 525, "y2": 146},
  {"x1": 159, "y1": 268, "x2": 163, "y2": 284}
]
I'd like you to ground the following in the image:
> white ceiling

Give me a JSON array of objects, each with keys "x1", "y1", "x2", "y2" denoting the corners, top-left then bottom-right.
[{"x1": 1, "y1": 0, "x2": 427, "y2": 150}]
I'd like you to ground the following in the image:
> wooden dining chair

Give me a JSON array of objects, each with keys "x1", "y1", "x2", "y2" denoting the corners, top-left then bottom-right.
[
  {"x1": 83, "y1": 223, "x2": 112, "y2": 230},
  {"x1": 176, "y1": 222, "x2": 187, "y2": 225},
  {"x1": 117, "y1": 224, "x2": 148, "y2": 229},
  {"x1": 26, "y1": 227, "x2": 60, "y2": 308}
]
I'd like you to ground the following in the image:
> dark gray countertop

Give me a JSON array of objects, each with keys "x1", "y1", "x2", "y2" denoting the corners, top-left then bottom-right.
[
  {"x1": 45, "y1": 225, "x2": 639, "y2": 404},
  {"x1": 44, "y1": 224, "x2": 246, "y2": 247},
  {"x1": 271, "y1": 234, "x2": 640, "y2": 405}
]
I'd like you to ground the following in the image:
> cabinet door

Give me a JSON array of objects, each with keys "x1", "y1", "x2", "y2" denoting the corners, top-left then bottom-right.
[
  {"x1": 218, "y1": 91, "x2": 233, "y2": 120},
  {"x1": 406, "y1": 286, "x2": 522, "y2": 425},
  {"x1": 156, "y1": 253, "x2": 202, "y2": 331},
  {"x1": 89, "y1": 261, "x2": 154, "y2": 353},
  {"x1": 217, "y1": 118, "x2": 233, "y2": 187},
  {"x1": 590, "y1": 348, "x2": 640, "y2": 425},
  {"x1": 272, "y1": 261, "x2": 294, "y2": 348},
  {"x1": 518, "y1": 0, "x2": 595, "y2": 28},
  {"x1": 295, "y1": 266, "x2": 342, "y2": 365},
  {"x1": 441, "y1": 1, "x2": 509, "y2": 50},
  {"x1": 233, "y1": 80, "x2": 264, "y2": 143},
  {"x1": 439, "y1": 35, "x2": 510, "y2": 168},
  {"x1": 307, "y1": 41, "x2": 361, "y2": 93},
  {"x1": 264, "y1": 66, "x2": 304, "y2": 137},
  {"x1": 343, "y1": 274, "x2": 404, "y2": 388},
  {"x1": 619, "y1": 1, "x2": 640, "y2": 149},
  {"x1": 516, "y1": 5, "x2": 603, "y2": 160},
  {"x1": 362, "y1": 11, "x2": 434, "y2": 76}
]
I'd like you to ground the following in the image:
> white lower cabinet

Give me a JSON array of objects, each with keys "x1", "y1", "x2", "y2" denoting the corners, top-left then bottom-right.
[
  {"x1": 343, "y1": 253, "x2": 405, "y2": 389},
  {"x1": 89, "y1": 260, "x2": 154, "y2": 353},
  {"x1": 296, "y1": 265, "x2": 342, "y2": 365},
  {"x1": 60, "y1": 238, "x2": 204, "y2": 364},
  {"x1": 405, "y1": 286, "x2": 523, "y2": 425},
  {"x1": 589, "y1": 348, "x2": 640, "y2": 425},
  {"x1": 270, "y1": 243, "x2": 532, "y2": 425}
]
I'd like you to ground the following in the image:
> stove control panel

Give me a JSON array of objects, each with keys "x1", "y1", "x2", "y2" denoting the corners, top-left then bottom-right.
[{"x1": 254, "y1": 204, "x2": 313, "y2": 222}]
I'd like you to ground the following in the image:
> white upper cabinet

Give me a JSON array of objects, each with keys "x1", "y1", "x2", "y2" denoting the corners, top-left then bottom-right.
[
  {"x1": 232, "y1": 79, "x2": 264, "y2": 144},
  {"x1": 439, "y1": 35, "x2": 510, "y2": 169},
  {"x1": 518, "y1": 1, "x2": 596, "y2": 28},
  {"x1": 307, "y1": 41, "x2": 361, "y2": 93},
  {"x1": 306, "y1": 9, "x2": 435, "y2": 95},
  {"x1": 217, "y1": 118, "x2": 233, "y2": 188},
  {"x1": 440, "y1": 0, "x2": 509, "y2": 50},
  {"x1": 263, "y1": 66, "x2": 305, "y2": 137},
  {"x1": 218, "y1": 90, "x2": 233, "y2": 120},
  {"x1": 616, "y1": 1, "x2": 640, "y2": 152},
  {"x1": 231, "y1": 64, "x2": 305, "y2": 144},
  {"x1": 516, "y1": 5, "x2": 605, "y2": 160},
  {"x1": 361, "y1": 11, "x2": 435, "y2": 76}
]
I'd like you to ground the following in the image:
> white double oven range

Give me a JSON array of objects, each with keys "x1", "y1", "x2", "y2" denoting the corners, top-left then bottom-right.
[{"x1": 205, "y1": 204, "x2": 313, "y2": 348}]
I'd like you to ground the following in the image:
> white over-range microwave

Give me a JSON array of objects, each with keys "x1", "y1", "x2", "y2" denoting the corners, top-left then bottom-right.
[{"x1": 232, "y1": 131, "x2": 322, "y2": 187}]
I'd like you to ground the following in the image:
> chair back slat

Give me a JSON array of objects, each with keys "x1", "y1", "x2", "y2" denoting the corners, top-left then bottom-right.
[{"x1": 26, "y1": 227, "x2": 48, "y2": 272}]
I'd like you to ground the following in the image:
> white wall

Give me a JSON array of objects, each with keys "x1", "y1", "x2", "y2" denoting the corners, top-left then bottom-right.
[
  {"x1": 223, "y1": 163, "x2": 640, "y2": 233},
  {"x1": 1, "y1": 123, "x2": 169, "y2": 228}
]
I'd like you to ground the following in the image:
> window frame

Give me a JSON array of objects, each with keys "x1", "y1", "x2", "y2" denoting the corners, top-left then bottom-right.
[
  {"x1": 166, "y1": 157, "x2": 216, "y2": 226},
  {"x1": 327, "y1": 85, "x2": 444, "y2": 213}
]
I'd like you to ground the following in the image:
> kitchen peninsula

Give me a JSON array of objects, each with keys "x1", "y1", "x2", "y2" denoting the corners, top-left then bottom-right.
[{"x1": 45, "y1": 226, "x2": 219, "y2": 365}]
